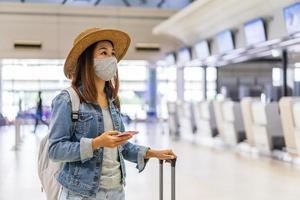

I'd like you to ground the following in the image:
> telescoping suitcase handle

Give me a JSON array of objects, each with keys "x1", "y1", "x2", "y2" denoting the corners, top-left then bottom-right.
[{"x1": 159, "y1": 158, "x2": 177, "y2": 200}]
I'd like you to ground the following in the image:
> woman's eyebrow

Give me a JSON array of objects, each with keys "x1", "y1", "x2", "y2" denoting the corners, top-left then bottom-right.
[{"x1": 98, "y1": 47, "x2": 115, "y2": 52}]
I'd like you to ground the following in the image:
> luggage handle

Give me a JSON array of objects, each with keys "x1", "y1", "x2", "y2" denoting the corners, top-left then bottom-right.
[{"x1": 159, "y1": 158, "x2": 177, "y2": 200}]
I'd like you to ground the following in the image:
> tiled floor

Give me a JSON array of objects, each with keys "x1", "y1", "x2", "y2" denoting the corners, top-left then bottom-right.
[{"x1": 1, "y1": 122, "x2": 300, "y2": 200}]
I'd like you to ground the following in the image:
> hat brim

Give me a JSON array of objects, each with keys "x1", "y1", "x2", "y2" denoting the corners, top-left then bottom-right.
[{"x1": 64, "y1": 29, "x2": 130, "y2": 79}]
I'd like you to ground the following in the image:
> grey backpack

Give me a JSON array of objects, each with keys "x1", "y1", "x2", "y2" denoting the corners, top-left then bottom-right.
[{"x1": 37, "y1": 87, "x2": 80, "y2": 200}]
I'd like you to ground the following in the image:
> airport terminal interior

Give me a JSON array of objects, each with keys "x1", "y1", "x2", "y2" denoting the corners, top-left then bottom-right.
[{"x1": 1, "y1": 0, "x2": 300, "y2": 199}]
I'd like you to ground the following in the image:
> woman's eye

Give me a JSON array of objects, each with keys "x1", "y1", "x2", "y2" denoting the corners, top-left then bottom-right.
[
  {"x1": 112, "y1": 52, "x2": 116, "y2": 56},
  {"x1": 101, "y1": 51, "x2": 107, "y2": 55}
]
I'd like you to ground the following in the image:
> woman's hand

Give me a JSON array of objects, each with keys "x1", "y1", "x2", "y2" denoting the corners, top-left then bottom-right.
[
  {"x1": 145, "y1": 149, "x2": 177, "y2": 161},
  {"x1": 92, "y1": 130, "x2": 132, "y2": 150}
]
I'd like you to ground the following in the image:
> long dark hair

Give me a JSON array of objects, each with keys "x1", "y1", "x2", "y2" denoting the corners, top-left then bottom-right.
[{"x1": 71, "y1": 42, "x2": 121, "y2": 110}]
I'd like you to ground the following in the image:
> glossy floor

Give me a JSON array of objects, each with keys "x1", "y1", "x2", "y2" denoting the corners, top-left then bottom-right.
[{"x1": 0, "y1": 122, "x2": 300, "y2": 200}]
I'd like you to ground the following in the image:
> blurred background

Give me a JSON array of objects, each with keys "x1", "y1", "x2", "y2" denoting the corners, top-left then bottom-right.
[{"x1": 1, "y1": 0, "x2": 300, "y2": 200}]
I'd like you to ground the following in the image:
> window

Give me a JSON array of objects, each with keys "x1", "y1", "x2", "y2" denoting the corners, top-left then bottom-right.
[
  {"x1": 118, "y1": 60, "x2": 148, "y2": 120},
  {"x1": 157, "y1": 65, "x2": 177, "y2": 119},
  {"x1": 206, "y1": 67, "x2": 217, "y2": 99},
  {"x1": 272, "y1": 68, "x2": 281, "y2": 86},
  {"x1": 1, "y1": 59, "x2": 149, "y2": 121},
  {"x1": 184, "y1": 66, "x2": 204, "y2": 101},
  {"x1": 1, "y1": 59, "x2": 68, "y2": 121}
]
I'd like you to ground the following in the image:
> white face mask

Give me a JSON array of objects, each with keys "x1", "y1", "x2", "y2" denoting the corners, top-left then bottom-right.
[{"x1": 93, "y1": 57, "x2": 118, "y2": 81}]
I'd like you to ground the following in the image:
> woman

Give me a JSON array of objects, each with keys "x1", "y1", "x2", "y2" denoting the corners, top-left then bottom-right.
[{"x1": 48, "y1": 28, "x2": 177, "y2": 200}]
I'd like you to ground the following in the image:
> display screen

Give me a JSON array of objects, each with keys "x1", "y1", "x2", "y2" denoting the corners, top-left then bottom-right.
[
  {"x1": 177, "y1": 48, "x2": 191, "y2": 65},
  {"x1": 284, "y1": 2, "x2": 300, "y2": 35},
  {"x1": 194, "y1": 40, "x2": 210, "y2": 59},
  {"x1": 216, "y1": 30, "x2": 235, "y2": 53},
  {"x1": 165, "y1": 53, "x2": 176, "y2": 65},
  {"x1": 244, "y1": 18, "x2": 267, "y2": 45}
]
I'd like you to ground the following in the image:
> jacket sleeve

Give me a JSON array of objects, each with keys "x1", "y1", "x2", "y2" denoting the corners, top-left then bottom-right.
[
  {"x1": 48, "y1": 92, "x2": 93, "y2": 163},
  {"x1": 119, "y1": 110, "x2": 150, "y2": 173},
  {"x1": 121, "y1": 141, "x2": 150, "y2": 173}
]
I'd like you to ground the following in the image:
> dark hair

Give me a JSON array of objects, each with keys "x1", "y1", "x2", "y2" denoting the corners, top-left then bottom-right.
[{"x1": 71, "y1": 42, "x2": 121, "y2": 110}]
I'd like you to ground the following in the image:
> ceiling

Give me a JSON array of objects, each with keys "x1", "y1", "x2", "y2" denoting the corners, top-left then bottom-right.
[
  {"x1": 0, "y1": 0, "x2": 193, "y2": 9},
  {"x1": 0, "y1": 2, "x2": 183, "y2": 61},
  {"x1": 153, "y1": 0, "x2": 296, "y2": 45}
]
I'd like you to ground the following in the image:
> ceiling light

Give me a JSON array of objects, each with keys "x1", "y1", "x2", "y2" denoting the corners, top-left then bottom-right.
[{"x1": 271, "y1": 49, "x2": 281, "y2": 57}]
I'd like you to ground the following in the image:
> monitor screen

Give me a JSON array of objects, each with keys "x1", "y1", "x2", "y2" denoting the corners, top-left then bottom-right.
[
  {"x1": 194, "y1": 40, "x2": 210, "y2": 59},
  {"x1": 244, "y1": 18, "x2": 267, "y2": 45},
  {"x1": 284, "y1": 2, "x2": 300, "y2": 35},
  {"x1": 165, "y1": 53, "x2": 176, "y2": 65},
  {"x1": 216, "y1": 30, "x2": 235, "y2": 53},
  {"x1": 177, "y1": 48, "x2": 191, "y2": 65}
]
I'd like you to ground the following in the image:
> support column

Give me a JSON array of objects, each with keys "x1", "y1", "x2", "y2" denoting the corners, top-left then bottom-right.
[
  {"x1": 176, "y1": 67, "x2": 184, "y2": 101},
  {"x1": 203, "y1": 65, "x2": 207, "y2": 100},
  {"x1": 282, "y1": 49, "x2": 288, "y2": 96},
  {"x1": 216, "y1": 66, "x2": 220, "y2": 94},
  {"x1": 146, "y1": 64, "x2": 157, "y2": 119},
  {"x1": 0, "y1": 60, "x2": 2, "y2": 113}
]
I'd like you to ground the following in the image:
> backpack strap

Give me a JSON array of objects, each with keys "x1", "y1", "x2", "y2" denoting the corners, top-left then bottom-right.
[{"x1": 64, "y1": 87, "x2": 80, "y2": 122}]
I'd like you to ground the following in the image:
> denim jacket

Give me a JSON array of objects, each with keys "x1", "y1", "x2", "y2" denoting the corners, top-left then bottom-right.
[{"x1": 48, "y1": 89, "x2": 150, "y2": 198}]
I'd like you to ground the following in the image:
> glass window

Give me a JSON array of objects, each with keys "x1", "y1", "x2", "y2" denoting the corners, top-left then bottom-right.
[
  {"x1": 295, "y1": 68, "x2": 300, "y2": 82},
  {"x1": 1, "y1": 59, "x2": 149, "y2": 121},
  {"x1": 184, "y1": 66, "x2": 204, "y2": 101},
  {"x1": 272, "y1": 68, "x2": 281, "y2": 87},
  {"x1": 157, "y1": 65, "x2": 177, "y2": 119},
  {"x1": 1, "y1": 59, "x2": 68, "y2": 121},
  {"x1": 118, "y1": 60, "x2": 148, "y2": 120},
  {"x1": 206, "y1": 67, "x2": 217, "y2": 99}
]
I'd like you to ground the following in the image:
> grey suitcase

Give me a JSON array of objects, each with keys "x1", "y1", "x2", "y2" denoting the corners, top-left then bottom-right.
[{"x1": 159, "y1": 159, "x2": 177, "y2": 200}]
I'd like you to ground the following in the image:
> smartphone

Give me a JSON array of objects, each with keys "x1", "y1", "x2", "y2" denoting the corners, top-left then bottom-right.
[{"x1": 117, "y1": 131, "x2": 139, "y2": 137}]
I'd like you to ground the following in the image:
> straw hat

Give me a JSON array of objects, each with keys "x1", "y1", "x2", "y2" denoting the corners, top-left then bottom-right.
[{"x1": 64, "y1": 28, "x2": 131, "y2": 79}]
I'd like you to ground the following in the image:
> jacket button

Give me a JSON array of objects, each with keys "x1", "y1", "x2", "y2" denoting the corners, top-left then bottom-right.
[
  {"x1": 93, "y1": 176, "x2": 99, "y2": 181},
  {"x1": 96, "y1": 163, "x2": 100, "y2": 167}
]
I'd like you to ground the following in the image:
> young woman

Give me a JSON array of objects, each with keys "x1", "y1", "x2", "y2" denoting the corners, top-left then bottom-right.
[{"x1": 48, "y1": 28, "x2": 177, "y2": 200}]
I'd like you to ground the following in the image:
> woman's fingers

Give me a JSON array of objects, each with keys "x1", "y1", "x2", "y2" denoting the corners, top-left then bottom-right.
[
  {"x1": 113, "y1": 135, "x2": 132, "y2": 142},
  {"x1": 168, "y1": 150, "x2": 177, "y2": 158},
  {"x1": 159, "y1": 149, "x2": 177, "y2": 160},
  {"x1": 112, "y1": 136, "x2": 132, "y2": 147},
  {"x1": 162, "y1": 150, "x2": 176, "y2": 156},
  {"x1": 107, "y1": 131, "x2": 120, "y2": 136},
  {"x1": 159, "y1": 154, "x2": 176, "y2": 160}
]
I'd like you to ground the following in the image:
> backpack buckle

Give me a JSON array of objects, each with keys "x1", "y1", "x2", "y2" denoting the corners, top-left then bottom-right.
[{"x1": 71, "y1": 112, "x2": 79, "y2": 122}]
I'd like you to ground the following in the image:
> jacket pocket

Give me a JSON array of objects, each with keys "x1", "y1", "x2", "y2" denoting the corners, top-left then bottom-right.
[{"x1": 75, "y1": 113, "x2": 93, "y2": 136}]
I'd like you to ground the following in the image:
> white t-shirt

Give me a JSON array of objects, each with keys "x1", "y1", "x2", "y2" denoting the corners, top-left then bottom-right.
[{"x1": 99, "y1": 107, "x2": 122, "y2": 189}]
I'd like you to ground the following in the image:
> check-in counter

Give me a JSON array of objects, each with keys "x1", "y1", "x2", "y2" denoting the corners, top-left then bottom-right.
[
  {"x1": 213, "y1": 100, "x2": 226, "y2": 140},
  {"x1": 293, "y1": 102, "x2": 300, "y2": 154},
  {"x1": 279, "y1": 97, "x2": 300, "y2": 156},
  {"x1": 251, "y1": 101, "x2": 285, "y2": 153},
  {"x1": 241, "y1": 98, "x2": 260, "y2": 147},
  {"x1": 194, "y1": 101, "x2": 217, "y2": 138},
  {"x1": 167, "y1": 102, "x2": 180, "y2": 137},
  {"x1": 221, "y1": 101, "x2": 246, "y2": 145},
  {"x1": 177, "y1": 102, "x2": 194, "y2": 138}
]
